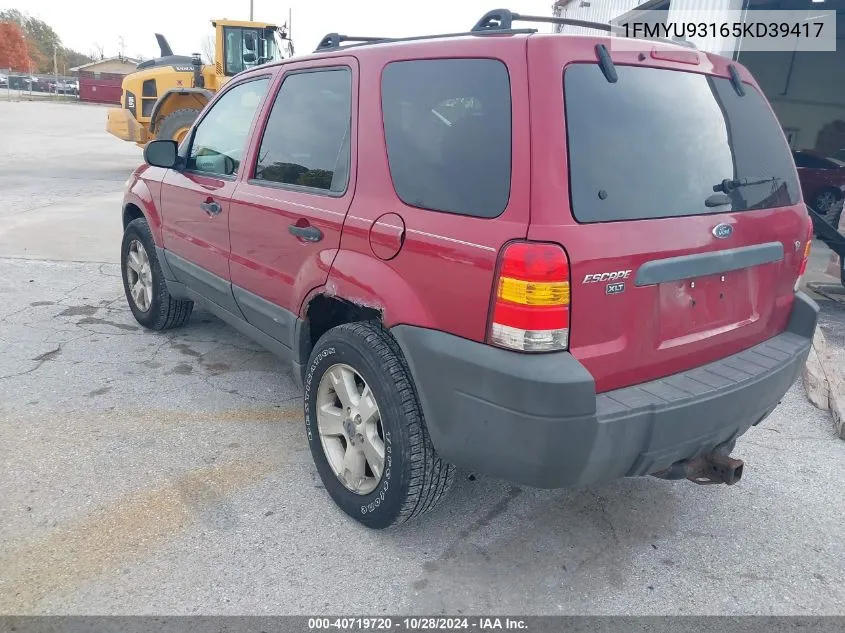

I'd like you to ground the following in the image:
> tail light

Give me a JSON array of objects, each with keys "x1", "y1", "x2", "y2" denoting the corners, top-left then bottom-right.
[
  {"x1": 488, "y1": 241, "x2": 570, "y2": 352},
  {"x1": 795, "y1": 219, "x2": 813, "y2": 291}
]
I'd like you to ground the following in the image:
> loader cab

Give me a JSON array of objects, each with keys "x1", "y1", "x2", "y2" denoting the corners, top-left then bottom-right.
[{"x1": 218, "y1": 23, "x2": 286, "y2": 76}]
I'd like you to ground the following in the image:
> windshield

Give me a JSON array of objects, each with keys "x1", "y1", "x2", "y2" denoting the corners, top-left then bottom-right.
[{"x1": 564, "y1": 64, "x2": 800, "y2": 222}]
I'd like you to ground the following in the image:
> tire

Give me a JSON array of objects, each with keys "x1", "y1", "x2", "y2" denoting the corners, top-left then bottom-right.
[
  {"x1": 156, "y1": 108, "x2": 201, "y2": 143},
  {"x1": 304, "y1": 321, "x2": 454, "y2": 529},
  {"x1": 812, "y1": 188, "x2": 842, "y2": 221},
  {"x1": 121, "y1": 217, "x2": 193, "y2": 330}
]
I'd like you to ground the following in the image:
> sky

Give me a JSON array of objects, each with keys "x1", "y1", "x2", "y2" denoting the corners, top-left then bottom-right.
[{"x1": 4, "y1": 0, "x2": 558, "y2": 61}]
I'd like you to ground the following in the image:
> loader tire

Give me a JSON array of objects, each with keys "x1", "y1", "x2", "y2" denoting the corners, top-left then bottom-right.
[{"x1": 156, "y1": 108, "x2": 201, "y2": 144}]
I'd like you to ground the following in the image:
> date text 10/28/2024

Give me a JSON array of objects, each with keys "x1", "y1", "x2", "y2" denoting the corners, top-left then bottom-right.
[{"x1": 308, "y1": 618, "x2": 528, "y2": 631}]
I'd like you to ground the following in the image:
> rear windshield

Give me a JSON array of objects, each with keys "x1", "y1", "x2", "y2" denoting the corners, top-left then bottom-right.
[{"x1": 564, "y1": 64, "x2": 800, "y2": 223}]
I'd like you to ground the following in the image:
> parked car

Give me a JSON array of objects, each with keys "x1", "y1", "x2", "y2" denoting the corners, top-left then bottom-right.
[
  {"x1": 792, "y1": 149, "x2": 845, "y2": 224},
  {"x1": 0, "y1": 74, "x2": 7, "y2": 87},
  {"x1": 55, "y1": 80, "x2": 78, "y2": 95},
  {"x1": 119, "y1": 10, "x2": 817, "y2": 529}
]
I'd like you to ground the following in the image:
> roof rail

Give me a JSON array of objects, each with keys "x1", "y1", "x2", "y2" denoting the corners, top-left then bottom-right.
[
  {"x1": 312, "y1": 27, "x2": 536, "y2": 54},
  {"x1": 315, "y1": 33, "x2": 390, "y2": 52},
  {"x1": 471, "y1": 8, "x2": 697, "y2": 49}
]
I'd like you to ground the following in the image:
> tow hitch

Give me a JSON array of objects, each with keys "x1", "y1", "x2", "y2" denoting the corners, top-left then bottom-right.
[{"x1": 651, "y1": 446, "x2": 744, "y2": 486}]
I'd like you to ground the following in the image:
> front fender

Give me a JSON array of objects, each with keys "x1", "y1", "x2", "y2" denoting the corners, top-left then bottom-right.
[
  {"x1": 123, "y1": 166, "x2": 166, "y2": 245},
  {"x1": 149, "y1": 88, "x2": 213, "y2": 133},
  {"x1": 304, "y1": 250, "x2": 436, "y2": 329}
]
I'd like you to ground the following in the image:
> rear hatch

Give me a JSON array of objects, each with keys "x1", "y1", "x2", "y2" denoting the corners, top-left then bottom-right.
[{"x1": 526, "y1": 36, "x2": 810, "y2": 393}]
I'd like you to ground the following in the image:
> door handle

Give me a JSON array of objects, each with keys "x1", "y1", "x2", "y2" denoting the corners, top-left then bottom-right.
[
  {"x1": 200, "y1": 200, "x2": 222, "y2": 216},
  {"x1": 288, "y1": 223, "x2": 323, "y2": 242}
]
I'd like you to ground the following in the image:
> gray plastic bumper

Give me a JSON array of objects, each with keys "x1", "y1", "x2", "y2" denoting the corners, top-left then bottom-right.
[{"x1": 391, "y1": 292, "x2": 818, "y2": 489}]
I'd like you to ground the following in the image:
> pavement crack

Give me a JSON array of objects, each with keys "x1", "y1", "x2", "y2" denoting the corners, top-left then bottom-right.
[
  {"x1": 0, "y1": 345, "x2": 61, "y2": 379},
  {"x1": 592, "y1": 492, "x2": 621, "y2": 547}
]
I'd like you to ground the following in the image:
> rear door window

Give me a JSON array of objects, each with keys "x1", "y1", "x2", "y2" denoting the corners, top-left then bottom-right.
[
  {"x1": 253, "y1": 68, "x2": 352, "y2": 193},
  {"x1": 381, "y1": 59, "x2": 512, "y2": 218},
  {"x1": 564, "y1": 64, "x2": 800, "y2": 223}
]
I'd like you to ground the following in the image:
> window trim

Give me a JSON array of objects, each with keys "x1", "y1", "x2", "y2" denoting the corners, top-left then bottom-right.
[
  {"x1": 247, "y1": 65, "x2": 354, "y2": 198},
  {"x1": 379, "y1": 57, "x2": 514, "y2": 219},
  {"x1": 181, "y1": 74, "x2": 273, "y2": 180}
]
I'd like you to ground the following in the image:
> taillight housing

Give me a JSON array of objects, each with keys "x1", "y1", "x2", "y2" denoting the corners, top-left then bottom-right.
[
  {"x1": 795, "y1": 219, "x2": 813, "y2": 291},
  {"x1": 487, "y1": 241, "x2": 571, "y2": 352}
]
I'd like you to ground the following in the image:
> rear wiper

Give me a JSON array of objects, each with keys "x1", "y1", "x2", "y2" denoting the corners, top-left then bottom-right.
[
  {"x1": 712, "y1": 176, "x2": 781, "y2": 194},
  {"x1": 704, "y1": 193, "x2": 731, "y2": 208}
]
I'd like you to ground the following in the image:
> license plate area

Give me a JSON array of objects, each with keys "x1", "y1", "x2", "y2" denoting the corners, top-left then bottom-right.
[{"x1": 657, "y1": 269, "x2": 758, "y2": 349}]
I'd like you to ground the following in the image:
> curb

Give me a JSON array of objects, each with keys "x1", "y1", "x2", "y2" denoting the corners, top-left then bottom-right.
[{"x1": 803, "y1": 326, "x2": 845, "y2": 439}]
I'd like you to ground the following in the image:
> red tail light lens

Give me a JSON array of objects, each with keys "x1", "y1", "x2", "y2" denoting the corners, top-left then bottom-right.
[{"x1": 488, "y1": 241, "x2": 570, "y2": 352}]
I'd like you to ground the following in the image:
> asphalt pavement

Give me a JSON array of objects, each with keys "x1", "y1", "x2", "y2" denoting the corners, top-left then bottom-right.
[{"x1": 1, "y1": 100, "x2": 844, "y2": 616}]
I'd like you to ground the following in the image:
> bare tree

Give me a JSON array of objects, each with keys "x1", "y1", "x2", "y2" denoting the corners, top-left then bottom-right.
[
  {"x1": 201, "y1": 35, "x2": 215, "y2": 65},
  {"x1": 91, "y1": 42, "x2": 104, "y2": 60}
]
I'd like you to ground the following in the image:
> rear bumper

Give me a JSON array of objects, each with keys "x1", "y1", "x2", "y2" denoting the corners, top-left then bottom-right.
[
  {"x1": 106, "y1": 108, "x2": 147, "y2": 144},
  {"x1": 391, "y1": 292, "x2": 818, "y2": 488}
]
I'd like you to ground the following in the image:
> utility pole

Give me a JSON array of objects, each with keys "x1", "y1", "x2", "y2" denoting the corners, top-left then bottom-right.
[
  {"x1": 53, "y1": 43, "x2": 58, "y2": 96},
  {"x1": 249, "y1": 0, "x2": 253, "y2": 20},
  {"x1": 118, "y1": 36, "x2": 125, "y2": 60}
]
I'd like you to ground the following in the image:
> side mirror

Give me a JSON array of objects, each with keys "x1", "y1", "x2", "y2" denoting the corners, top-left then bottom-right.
[
  {"x1": 243, "y1": 52, "x2": 257, "y2": 63},
  {"x1": 144, "y1": 140, "x2": 179, "y2": 169}
]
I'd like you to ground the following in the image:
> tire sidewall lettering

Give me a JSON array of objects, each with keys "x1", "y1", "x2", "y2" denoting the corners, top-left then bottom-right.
[
  {"x1": 361, "y1": 430, "x2": 392, "y2": 515},
  {"x1": 305, "y1": 347, "x2": 335, "y2": 442}
]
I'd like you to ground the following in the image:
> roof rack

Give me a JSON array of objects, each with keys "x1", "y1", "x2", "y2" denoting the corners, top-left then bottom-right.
[
  {"x1": 315, "y1": 33, "x2": 391, "y2": 52},
  {"x1": 312, "y1": 27, "x2": 536, "y2": 54},
  {"x1": 313, "y1": 8, "x2": 696, "y2": 55},
  {"x1": 471, "y1": 8, "x2": 696, "y2": 49}
]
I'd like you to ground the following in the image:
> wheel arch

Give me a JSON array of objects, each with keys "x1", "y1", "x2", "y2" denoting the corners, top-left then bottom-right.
[
  {"x1": 122, "y1": 183, "x2": 163, "y2": 246},
  {"x1": 296, "y1": 250, "x2": 436, "y2": 366},
  {"x1": 149, "y1": 88, "x2": 213, "y2": 134}
]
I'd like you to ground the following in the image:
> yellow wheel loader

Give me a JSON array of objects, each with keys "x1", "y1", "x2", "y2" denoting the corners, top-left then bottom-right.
[{"x1": 106, "y1": 19, "x2": 292, "y2": 146}]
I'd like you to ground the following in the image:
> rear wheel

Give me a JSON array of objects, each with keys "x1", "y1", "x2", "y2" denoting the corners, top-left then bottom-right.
[
  {"x1": 813, "y1": 188, "x2": 842, "y2": 224},
  {"x1": 304, "y1": 321, "x2": 454, "y2": 529},
  {"x1": 156, "y1": 108, "x2": 201, "y2": 144}
]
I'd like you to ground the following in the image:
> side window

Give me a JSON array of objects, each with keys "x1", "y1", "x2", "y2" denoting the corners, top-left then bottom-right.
[
  {"x1": 223, "y1": 28, "x2": 256, "y2": 76},
  {"x1": 187, "y1": 77, "x2": 269, "y2": 177},
  {"x1": 254, "y1": 68, "x2": 352, "y2": 193},
  {"x1": 381, "y1": 59, "x2": 512, "y2": 218}
]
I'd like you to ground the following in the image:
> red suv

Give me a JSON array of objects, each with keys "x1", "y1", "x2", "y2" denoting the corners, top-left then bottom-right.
[{"x1": 120, "y1": 10, "x2": 818, "y2": 529}]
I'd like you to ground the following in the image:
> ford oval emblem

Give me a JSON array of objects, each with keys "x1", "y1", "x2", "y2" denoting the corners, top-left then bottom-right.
[{"x1": 712, "y1": 223, "x2": 733, "y2": 239}]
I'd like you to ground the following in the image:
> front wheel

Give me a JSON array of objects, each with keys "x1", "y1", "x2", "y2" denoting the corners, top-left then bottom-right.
[
  {"x1": 304, "y1": 321, "x2": 454, "y2": 529},
  {"x1": 121, "y1": 218, "x2": 193, "y2": 330},
  {"x1": 156, "y1": 108, "x2": 201, "y2": 144}
]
